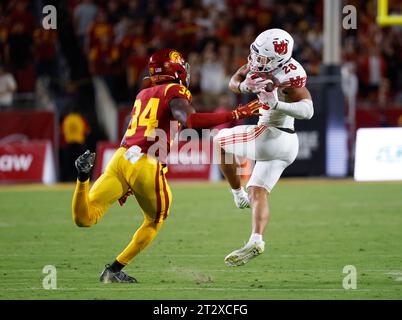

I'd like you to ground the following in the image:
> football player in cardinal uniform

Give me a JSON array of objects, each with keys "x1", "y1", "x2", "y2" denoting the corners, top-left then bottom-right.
[
  {"x1": 215, "y1": 29, "x2": 315, "y2": 267},
  {"x1": 71, "y1": 48, "x2": 262, "y2": 282}
]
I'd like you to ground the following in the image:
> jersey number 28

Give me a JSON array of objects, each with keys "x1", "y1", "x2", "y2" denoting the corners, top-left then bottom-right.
[{"x1": 282, "y1": 63, "x2": 297, "y2": 74}]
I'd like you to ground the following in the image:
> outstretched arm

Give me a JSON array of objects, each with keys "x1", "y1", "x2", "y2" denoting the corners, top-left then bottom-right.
[{"x1": 169, "y1": 98, "x2": 262, "y2": 129}]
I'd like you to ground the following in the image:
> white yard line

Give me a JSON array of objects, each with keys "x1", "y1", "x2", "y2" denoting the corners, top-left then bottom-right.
[
  {"x1": 384, "y1": 272, "x2": 402, "y2": 275},
  {"x1": 0, "y1": 179, "x2": 400, "y2": 193},
  {"x1": 3, "y1": 268, "x2": 402, "y2": 274},
  {"x1": 1, "y1": 253, "x2": 401, "y2": 258},
  {"x1": 0, "y1": 287, "x2": 398, "y2": 293}
]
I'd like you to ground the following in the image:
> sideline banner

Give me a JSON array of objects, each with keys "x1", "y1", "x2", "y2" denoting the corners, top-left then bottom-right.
[
  {"x1": 0, "y1": 111, "x2": 55, "y2": 146},
  {"x1": 0, "y1": 141, "x2": 56, "y2": 184},
  {"x1": 354, "y1": 127, "x2": 402, "y2": 181},
  {"x1": 166, "y1": 139, "x2": 212, "y2": 180},
  {"x1": 93, "y1": 141, "x2": 119, "y2": 179},
  {"x1": 93, "y1": 140, "x2": 212, "y2": 180}
]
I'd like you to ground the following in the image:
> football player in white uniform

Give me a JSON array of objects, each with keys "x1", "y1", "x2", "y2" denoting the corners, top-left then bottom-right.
[{"x1": 215, "y1": 28, "x2": 314, "y2": 266}]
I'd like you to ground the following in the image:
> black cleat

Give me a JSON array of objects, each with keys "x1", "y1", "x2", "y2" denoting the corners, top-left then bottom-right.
[
  {"x1": 99, "y1": 265, "x2": 137, "y2": 283},
  {"x1": 75, "y1": 150, "x2": 96, "y2": 181}
]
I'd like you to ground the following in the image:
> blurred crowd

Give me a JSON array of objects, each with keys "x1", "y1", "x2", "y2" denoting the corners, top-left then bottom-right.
[
  {"x1": 0, "y1": 0, "x2": 401, "y2": 111},
  {"x1": 68, "y1": 0, "x2": 325, "y2": 110},
  {"x1": 343, "y1": 0, "x2": 402, "y2": 108}
]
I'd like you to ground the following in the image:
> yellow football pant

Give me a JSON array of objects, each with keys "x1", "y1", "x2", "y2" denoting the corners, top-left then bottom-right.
[{"x1": 72, "y1": 147, "x2": 172, "y2": 266}]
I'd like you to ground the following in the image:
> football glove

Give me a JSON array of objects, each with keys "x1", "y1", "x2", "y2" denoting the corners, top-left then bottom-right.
[
  {"x1": 232, "y1": 99, "x2": 262, "y2": 120},
  {"x1": 257, "y1": 90, "x2": 278, "y2": 109},
  {"x1": 239, "y1": 73, "x2": 272, "y2": 94}
]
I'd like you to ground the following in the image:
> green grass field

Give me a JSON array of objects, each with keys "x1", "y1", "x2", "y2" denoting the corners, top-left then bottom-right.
[{"x1": 0, "y1": 179, "x2": 401, "y2": 300}]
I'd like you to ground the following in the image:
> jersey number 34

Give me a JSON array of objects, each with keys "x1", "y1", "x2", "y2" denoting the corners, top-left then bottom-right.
[{"x1": 125, "y1": 98, "x2": 160, "y2": 138}]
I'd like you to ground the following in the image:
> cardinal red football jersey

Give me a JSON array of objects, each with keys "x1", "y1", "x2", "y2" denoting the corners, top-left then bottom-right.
[{"x1": 121, "y1": 83, "x2": 192, "y2": 156}]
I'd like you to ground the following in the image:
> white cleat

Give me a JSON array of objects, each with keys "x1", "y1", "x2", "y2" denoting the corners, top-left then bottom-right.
[
  {"x1": 232, "y1": 188, "x2": 250, "y2": 209},
  {"x1": 224, "y1": 241, "x2": 265, "y2": 267}
]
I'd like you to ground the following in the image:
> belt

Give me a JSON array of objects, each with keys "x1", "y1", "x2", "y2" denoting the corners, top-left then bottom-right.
[{"x1": 276, "y1": 127, "x2": 295, "y2": 134}]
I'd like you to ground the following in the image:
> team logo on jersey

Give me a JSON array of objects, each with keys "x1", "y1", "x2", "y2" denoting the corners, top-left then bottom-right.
[
  {"x1": 289, "y1": 76, "x2": 307, "y2": 88},
  {"x1": 273, "y1": 39, "x2": 289, "y2": 55}
]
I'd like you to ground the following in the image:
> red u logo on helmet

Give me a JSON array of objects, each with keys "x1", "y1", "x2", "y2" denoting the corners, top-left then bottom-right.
[{"x1": 273, "y1": 40, "x2": 288, "y2": 55}]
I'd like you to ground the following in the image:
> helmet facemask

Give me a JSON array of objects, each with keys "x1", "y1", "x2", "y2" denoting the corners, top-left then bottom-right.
[
  {"x1": 183, "y1": 62, "x2": 191, "y2": 87},
  {"x1": 248, "y1": 47, "x2": 279, "y2": 74}
]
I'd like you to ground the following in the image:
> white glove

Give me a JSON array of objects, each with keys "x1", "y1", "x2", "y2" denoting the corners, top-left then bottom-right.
[
  {"x1": 239, "y1": 73, "x2": 271, "y2": 94},
  {"x1": 257, "y1": 90, "x2": 278, "y2": 109}
]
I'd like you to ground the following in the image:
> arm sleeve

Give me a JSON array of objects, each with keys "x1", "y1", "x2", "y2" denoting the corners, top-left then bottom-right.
[
  {"x1": 167, "y1": 84, "x2": 234, "y2": 128},
  {"x1": 186, "y1": 112, "x2": 234, "y2": 129},
  {"x1": 274, "y1": 99, "x2": 314, "y2": 120}
]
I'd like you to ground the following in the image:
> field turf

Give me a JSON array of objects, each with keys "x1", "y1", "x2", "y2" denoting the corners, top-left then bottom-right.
[{"x1": 0, "y1": 179, "x2": 401, "y2": 300}]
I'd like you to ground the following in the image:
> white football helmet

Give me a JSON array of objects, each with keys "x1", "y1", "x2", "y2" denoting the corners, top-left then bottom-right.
[{"x1": 248, "y1": 28, "x2": 294, "y2": 73}]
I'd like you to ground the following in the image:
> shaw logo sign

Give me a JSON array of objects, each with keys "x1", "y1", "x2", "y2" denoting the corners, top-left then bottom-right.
[
  {"x1": 0, "y1": 141, "x2": 56, "y2": 184},
  {"x1": 0, "y1": 154, "x2": 33, "y2": 172}
]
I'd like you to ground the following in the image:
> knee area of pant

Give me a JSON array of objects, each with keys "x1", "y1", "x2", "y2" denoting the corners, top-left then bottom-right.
[
  {"x1": 73, "y1": 215, "x2": 94, "y2": 228},
  {"x1": 144, "y1": 217, "x2": 165, "y2": 229}
]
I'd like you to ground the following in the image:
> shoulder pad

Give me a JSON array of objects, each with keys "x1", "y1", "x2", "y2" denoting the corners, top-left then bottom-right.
[
  {"x1": 274, "y1": 58, "x2": 307, "y2": 88},
  {"x1": 164, "y1": 83, "x2": 192, "y2": 102}
]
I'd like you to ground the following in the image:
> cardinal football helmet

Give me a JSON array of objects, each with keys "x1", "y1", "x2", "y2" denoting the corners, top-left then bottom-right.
[{"x1": 148, "y1": 48, "x2": 190, "y2": 87}]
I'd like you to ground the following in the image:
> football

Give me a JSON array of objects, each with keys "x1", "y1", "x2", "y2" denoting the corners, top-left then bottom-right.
[{"x1": 249, "y1": 72, "x2": 278, "y2": 92}]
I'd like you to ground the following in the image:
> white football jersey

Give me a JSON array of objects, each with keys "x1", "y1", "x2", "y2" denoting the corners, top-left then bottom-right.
[{"x1": 257, "y1": 57, "x2": 307, "y2": 130}]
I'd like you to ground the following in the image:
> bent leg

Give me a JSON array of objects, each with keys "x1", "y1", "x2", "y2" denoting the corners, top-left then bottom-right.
[
  {"x1": 224, "y1": 160, "x2": 289, "y2": 267},
  {"x1": 215, "y1": 125, "x2": 260, "y2": 189},
  {"x1": 116, "y1": 215, "x2": 163, "y2": 265},
  {"x1": 72, "y1": 160, "x2": 128, "y2": 227},
  {"x1": 248, "y1": 186, "x2": 270, "y2": 234},
  {"x1": 218, "y1": 146, "x2": 241, "y2": 189},
  {"x1": 246, "y1": 159, "x2": 289, "y2": 235},
  {"x1": 115, "y1": 158, "x2": 172, "y2": 266},
  {"x1": 215, "y1": 125, "x2": 266, "y2": 208},
  {"x1": 224, "y1": 183, "x2": 270, "y2": 267}
]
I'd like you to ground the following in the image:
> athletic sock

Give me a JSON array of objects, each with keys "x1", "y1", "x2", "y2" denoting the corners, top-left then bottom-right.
[
  {"x1": 109, "y1": 260, "x2": 125, "y2": 273},
  {"x1": 231, "y1": 187, "x2": 245, "y2": 196},
  {"x1": 77, "y1": 172, "x2": 90, "y2": 182},
  {"x1": 248, "y1": 233, "x2": 263, "y2": 244}
]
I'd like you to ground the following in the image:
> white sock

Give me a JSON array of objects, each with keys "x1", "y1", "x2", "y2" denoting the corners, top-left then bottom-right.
[
  {"x1": 231, "y1": 187, "x2": 245, "y2": 196},
  {"x1": 248, "y1": 233, "x2": 263, "y2": 244}
]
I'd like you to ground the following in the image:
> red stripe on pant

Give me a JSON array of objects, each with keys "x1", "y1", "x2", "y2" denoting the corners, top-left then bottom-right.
[
  {"x1": 224, "y1": 126, "x2": 266, "y2": 145},
  {"x1": 217, "y1": 126, "x2": 265, "y2": 144},
  {"x1": 161, "y1": 172, "x2": 170, "y2": 220},
  {"x1": 154, "y1": 162, "x2": 162, "y2": 223},
  {"x1": 220, "y1": 126, "x2": 266, "y2": 146}
]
